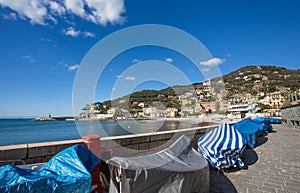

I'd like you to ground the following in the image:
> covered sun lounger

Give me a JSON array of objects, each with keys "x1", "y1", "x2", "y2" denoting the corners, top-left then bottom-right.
[
  {"x1": 233, "y1": 118, "x2": 263, "y2": 148},
  {"x1": 0, "y1": 144, "x2": 100, "y2": 193},
  {"x1": 252, "y1": 117, "x2": 273, "y2": 134},
  {"x1": 266, "y1": 117, "x2": 282, "y2": 124},
  {"x1": 108, "y1": 135, "x2": 209, "y2": 193},
  {"x1": 197, "y1": 123, "x2": 246, "y2": 169}
]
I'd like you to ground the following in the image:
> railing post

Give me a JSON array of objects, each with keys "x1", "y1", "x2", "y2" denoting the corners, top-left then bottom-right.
[{"x1": 82, "y1": 135, "x2": 101, "y2": 158}]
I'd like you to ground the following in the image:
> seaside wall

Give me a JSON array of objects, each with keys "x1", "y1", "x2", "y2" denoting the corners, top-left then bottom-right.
[
  {"x1": 281, "y1": 104, "x2": 300, "y2": 128},
  {"x1": 0, "y1": 124, "x2": 219, "y2": 165},
  {"x1": 0, "y1": 139, "x2": 82, "y2": 166}
]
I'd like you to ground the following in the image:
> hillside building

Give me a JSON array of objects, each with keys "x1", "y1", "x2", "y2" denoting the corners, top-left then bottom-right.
[{"x1": 267, "y1": 92, "x2": 285, "y2": 108}]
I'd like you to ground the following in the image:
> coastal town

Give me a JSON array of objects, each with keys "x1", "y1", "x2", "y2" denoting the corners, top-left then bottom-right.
[
  {"x1": 80, "y1": 66, "x2": 300, "y2": 120},
  {"x1": 1, "y1": 1, "x2": 300, "y2": 192}
]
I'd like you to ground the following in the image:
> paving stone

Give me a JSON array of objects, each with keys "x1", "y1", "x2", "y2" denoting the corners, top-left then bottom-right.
[
  {"x1": 266, "y1": 178, "x2": 286, "y2": 185},
  {"x1": 289, "y1": 179, "x2": 300, "y2": 184},
  {"x1": 263, "y1": 182, "x2": 283, "y2": 190},
  {"x1": 273, "y1": 174, "x2": 292, "y2": 181},
  {"x1": 276, "y1": 189, "x2": 296, "y2": 193},
  {"x1": 251, "y1": 175, "x2": 266, "y2": 182},
  {"x1": 258, "y1": 186, "x2": 277, "y2": 193},
  {"x1": 283, "y1": 185, "x2": 300, "y2": 192},
  {"x1": 284, "y1": 181, "x2": 300, "y2": 189},
  {"x1": 247, "y1": 189, "x2": 264, "y2": 193},
  {"x1": 247, "y1": 179, "x2": 264, "y2": 186}
]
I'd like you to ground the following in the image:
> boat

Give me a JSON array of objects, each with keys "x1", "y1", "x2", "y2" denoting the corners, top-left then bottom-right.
[{"x1": 228, "y1": 103, "x2": 261, "y2": 118}]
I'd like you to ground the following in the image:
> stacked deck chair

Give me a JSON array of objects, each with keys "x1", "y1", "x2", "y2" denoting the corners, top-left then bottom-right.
[
  {"x1": 198, "y1": 123, "x2": 247, "y2": 170},
  {"x1": 233, "y1": 118, "x2": 263, "y2": 148},
  {"x1": 0, "y1": 144, "x2": 101, "y2": 193},
  {"x1": 266, "y1": 117, "x2": 282, "y2": 124},
  {"x1": 252, "y1": 117, "x2": 273, "y2": 134},
  {"x1": 108, "y1": 135, "x2": 209, "y2": 193}
]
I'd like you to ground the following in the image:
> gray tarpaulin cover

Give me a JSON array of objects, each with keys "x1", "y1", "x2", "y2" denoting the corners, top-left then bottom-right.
[{"x1": 108, "y1": 135, "x2": 209, "y2": 193}]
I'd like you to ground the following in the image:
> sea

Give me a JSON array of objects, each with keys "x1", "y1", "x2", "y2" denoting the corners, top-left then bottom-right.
[{"x1": 0, "y1": 118, "x2": 203, "y2": 146}]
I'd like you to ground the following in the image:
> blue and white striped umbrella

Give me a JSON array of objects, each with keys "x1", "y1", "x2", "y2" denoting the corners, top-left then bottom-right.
[{"x1": 198, "y1": 123, "x2": 246, "y2": 169}]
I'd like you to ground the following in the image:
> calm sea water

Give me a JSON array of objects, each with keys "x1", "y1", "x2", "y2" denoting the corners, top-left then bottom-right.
[{"x1": 0, "y1": 119, "x2": 199, "y2": 146}]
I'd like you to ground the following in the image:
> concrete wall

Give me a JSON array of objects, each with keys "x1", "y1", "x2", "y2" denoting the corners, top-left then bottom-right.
[
  {"x1": 281, "y1": 104, "x2": 300, "y2": 128},
  {"x1": 0, "y1": 124, "x2": 221, "y2": 165},
  {"x1": 99, "y1": 124, "x2": 217, "y2": 160},
  {"x1": 0, "y1": 139, "x2": 82, "y2": 166}
]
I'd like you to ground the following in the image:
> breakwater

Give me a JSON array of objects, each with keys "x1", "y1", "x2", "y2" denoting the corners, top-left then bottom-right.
[{"x1": 0, "y1": 124, "x2": 222, "y2": 165}]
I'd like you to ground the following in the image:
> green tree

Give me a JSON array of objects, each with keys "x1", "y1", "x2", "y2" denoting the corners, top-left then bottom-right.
[{"x1": 257, "y1": 102, "x2": 271, "y2": 111}]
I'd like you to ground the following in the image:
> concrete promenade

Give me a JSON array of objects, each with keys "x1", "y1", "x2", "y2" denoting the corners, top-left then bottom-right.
[{"x1": 211, "y1": 124, "x2": 300, "y2": 193}]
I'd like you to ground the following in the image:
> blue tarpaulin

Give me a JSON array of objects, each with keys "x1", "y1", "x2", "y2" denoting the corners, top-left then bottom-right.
[
  {"x1": 252, "y1": 117, "x2": 273, "y2": 134},
  {"x1": 266, "y1": 117, "x2": 282, "y2": 124},
  {"x1": 233, "y1": 118, "x2": 263, "y2": 148},
  {"x1": 197, "y1": 123, "x2": 246, "y2": 169},
  {"x1": 0, "y1": 144, "x2": 100, "y2": 193}
]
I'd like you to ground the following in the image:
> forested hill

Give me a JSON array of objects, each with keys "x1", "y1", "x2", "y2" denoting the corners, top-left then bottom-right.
[
  {"x1": 221, "y1": 65, "x2": 300, "y2": 97},
  {"x1": 98, "y1": 65, "x2": 299, "y2": 110}
]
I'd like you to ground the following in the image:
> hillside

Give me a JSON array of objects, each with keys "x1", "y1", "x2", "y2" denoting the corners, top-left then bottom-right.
[
  {"x1": 93, "y1": 65, "x2": 299, "y2": 113},
  {"x1": 222, "y1": 66, "x2": 300, "y2": 97}
]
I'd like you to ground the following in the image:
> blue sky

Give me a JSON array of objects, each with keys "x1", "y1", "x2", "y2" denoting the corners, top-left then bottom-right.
[{"x1": 0, "y1": 0, "x2": 299, "y2": 117}]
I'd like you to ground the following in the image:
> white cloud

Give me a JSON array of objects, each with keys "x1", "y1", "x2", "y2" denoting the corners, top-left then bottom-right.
[
  {"x1": 200, "y1": 57, "x2": 225, "y2": 66},
  {"x1": 48, "y1": 14, "x2": 57, "y2": 24},
  {"x1": 116, "y1": 75, "x2": 122, "y2": 78},
  {"x1": 132, "y1": 58, "x2": 142, "y2": 63},
  {"x1": 22, "y1": 55, "x2": 36, "y2": 63},
  {"x1": 0, "y1": 0, "x2": 47, "y2": 25},
  {"x1": 63, "y1": 26, "x2": 95, "y2": 38},
  {"x1": 85, "y1": 0, "x2": 126, "y2": 25},
  {"x1": 49, "y1": 1, "x2": 66, "y2": 16},
  {"x1": 124, "y1": 76, "x2": 135, "y2": 81},
  {"x1": 65, "y1": 0, "x2": 86, "y2": 17},
  {"x1": 65, "y1": 64, "x2": 79, "y2": 71},
  {"x1": 201, "y1": 68, "x2": 211, "y2": 72},
  {"x1": 0, "y1": 0, "x2": 126, "y2": 26},
  {"x1": 82, "y1": 31, "x2": 96, "y2": 38},
  {"x1": 165, "y1": 57, "x2": 173, "y2": 63},
  {"x1": 40, "y1": 37, "x2": 51, "y2": 42},
  {"x1": 63, "y1": 27, "x2": 80, "y2": 37},
  {"x1": 1, "y1": 12, "x2": 17, "y2": 20}
]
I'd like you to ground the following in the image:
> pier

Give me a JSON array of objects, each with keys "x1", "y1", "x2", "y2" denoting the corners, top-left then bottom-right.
[{"x1": 211, "y1": 124, "x2": 300, "y2": 193}]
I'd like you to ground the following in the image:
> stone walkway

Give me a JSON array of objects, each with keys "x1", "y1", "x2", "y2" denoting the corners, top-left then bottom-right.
[{"x1": 210, "y1": 124, "x2": 300, "y2": 193}]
